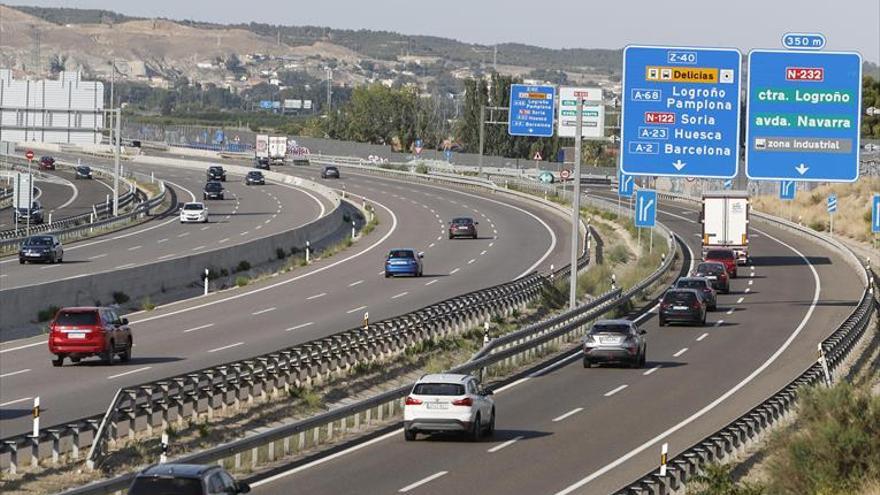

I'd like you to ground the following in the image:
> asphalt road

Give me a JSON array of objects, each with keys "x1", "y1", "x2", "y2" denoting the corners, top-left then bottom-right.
[
  {"x1": 0, "y1": 168, "x2": 111, "y2": 230},
  {"x1": 0, "y1": 158, "x2": 329, "y2": 291},
  {"x1": 246, "y1": 187, "x2": 863, "y2": 495},
  {"x1": 0, "y1": 168, "x2": 572, "y2": 436}
]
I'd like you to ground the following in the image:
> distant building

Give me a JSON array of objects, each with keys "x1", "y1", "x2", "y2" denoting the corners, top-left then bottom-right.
[{"x1": 0, "y1": 69, "x2": 104, "y2": 144}]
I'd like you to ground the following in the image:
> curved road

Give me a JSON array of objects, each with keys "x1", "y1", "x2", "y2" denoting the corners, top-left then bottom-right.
[
  {"x1": 0, "y1": 169, "x2": 572, "y2": 436},
  {"x1": 0, "y1": 167, "x2": 111, "y2": 230},
  {"x1": 244, "y1": 186, "x2": 863, "y2": 495}
]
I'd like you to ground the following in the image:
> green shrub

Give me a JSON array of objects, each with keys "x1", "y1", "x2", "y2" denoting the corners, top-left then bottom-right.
[
  {"x1": 809, "y1": 220, "x2": 826, "y2": 232},
  {"x1": 236, "y1": 260, "x2": 251, "y2": 273},
  {"x1": 688, "y1": 464, "x2": 765, "y2": 495},
  {"x1": 276, "y1": 247, "x2": 286, "y2": 260},
  {"x1": 235, "y1": 276, "x2": 249, "y2": 287},
  {"x1": 112, "y1": 291, "x2": 130, "y2": 304},
  {"x1": 607, "y1": 245, "x2": 630, "y2": 265},
  {"x1": 37, "y1": 305, "x2": 60, "y2": 322},
  {"x1": 415, "y1": 164, "x2": 429, "y2": 174},
  {"x1": 141, "y1": 297, "x2": 156, "y2": 311}
]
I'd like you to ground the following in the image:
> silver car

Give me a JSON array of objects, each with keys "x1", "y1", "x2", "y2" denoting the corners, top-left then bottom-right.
[{"x1": 583, "y1": 319, "x2": 647, "y2": 368}]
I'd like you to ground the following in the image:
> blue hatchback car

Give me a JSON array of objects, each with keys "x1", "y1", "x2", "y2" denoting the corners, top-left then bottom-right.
[{"x1": 385, "y1": 249, "x2": 423, "y2": 278}]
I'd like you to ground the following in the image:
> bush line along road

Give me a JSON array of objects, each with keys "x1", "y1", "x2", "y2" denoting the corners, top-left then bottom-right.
[
  {"x1": 0, "y1": 158, "x2": 573, "y2": 439},
  {"x1": 236, "y1": 184, "x2": 862, "y2": 495}
]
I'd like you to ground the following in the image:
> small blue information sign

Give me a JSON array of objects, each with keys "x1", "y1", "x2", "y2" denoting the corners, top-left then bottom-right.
[
  {"x1": 779, "y1": 180, "x2": 797, "y2": 201},
  {"x1": 620, "y1": 46, "x2": 742, "y2": 179},
  {"x1": 618, "y1": 172, "x2": 634, "y2": 198},
  {"x1": 827, "y1": 194, "x2": 838, "y2": 213},
  {"x1": 745, "y1": 49, "x2": 862, "y2": 182},
  {"x1": 508, "y1": 84, "x2": 556, "y2": 137},
  {"x1": 635, "y1": 189, "x2": 657, "y2": 228},
  {"x1": 872, "y1": 194, "x2": 880, "y2": 233}
]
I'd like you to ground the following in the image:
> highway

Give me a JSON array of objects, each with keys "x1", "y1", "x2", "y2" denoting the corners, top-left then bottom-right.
[
  {"x1": 0, "y1": 167, "x2": 572, "y2": 437},
  {"x1": 0, "y1": 167, "x2": 111, "y2": 230},
  {"x1": 0, "y1": 157, "x2": 330, "y2": 292},
  {"x1": 245, "y1": 187, "x2": 863, "y2": 495}
]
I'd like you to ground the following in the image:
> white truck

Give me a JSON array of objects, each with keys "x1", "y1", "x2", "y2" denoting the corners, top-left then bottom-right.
[
  {"x1": 255, "y1": 134, "x2": 269, "y2": 160},
  {"x1": 268, "y1": 136, "x2": 287, "y2": 165},
  {"x1": 701, "y1": 191, "x2": 750, "y2": 265}
]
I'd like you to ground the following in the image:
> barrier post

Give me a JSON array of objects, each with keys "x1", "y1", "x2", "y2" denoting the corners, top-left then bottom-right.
[
  {"x1": 306, "y1": 240, "x2": 311, "y2": 264},
  {"x1": 659, "y1": 442, "x2": 668, "y2": 476},
  {"x1": 204, "y1": 268, "x2": 210, "y2": 296}
]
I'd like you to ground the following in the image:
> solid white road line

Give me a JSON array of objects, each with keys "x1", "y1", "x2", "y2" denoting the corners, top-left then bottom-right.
[
  {"x1": 115, "y1": 263, "x2": 135, "y2": 269},
  {"x1": 348, "y1": 280, "x2": 364, "y2": 287},
  {"x1": 604, "y1": 385, "x2": 628, "y2": 397},
  {"x1": 552, "y1": 407, "x2": 584, "y2": 422},
  {"x1": 107, "y1": 366, "x2": 152, "y2": 380},
  {"x1": 157, "y1": 254, "x2": 176, "y2": 260},
  {"x1": 0, "y1": 341, "x2": 44, "y2": 354},
  {"x1": 673, "y1": 348, "x2": 688, "y2": 357},
  {"x1": 488, "y1": 436, "x2": 524, "y2": 453},
  {"x1": 183, "y1": 323, "x2": 215, "y2": 333},
  {"x1": 208, "y1": 342, "x2": 244, "y2": 353},
  {"x1": 391, "y1": 292, "x2": 408, "y2": 299},
  {"x1": 697, "y1": 333, "x2": 709, "y2": 341},
  {"x1": 286, "y1": 322, "x2": 314, "y2": 331},
  {"x1": 399, "y1": 471, "x2": 449, "y2": 492},
  {"x1": 425, "y1": 279, "x2": 438, "y2": 286},
  {"x1": 306, "y1": 292, "x2": 327, "y2": 300},
  {"x1": 0, "y1": 397, "x2": 32, "y2": 407},
  {"x1": 643, "y1": 365, "x2": 662, "y2": 376},
  {"x1": 0, "y1": 369, "x2": 31, "y2": 379},
  {"x1": 252, "y1": 307, "x2": 277, "y2": 316},
  {"x1": 346, "y1": 305, "x2": 368, "y2": 314}
]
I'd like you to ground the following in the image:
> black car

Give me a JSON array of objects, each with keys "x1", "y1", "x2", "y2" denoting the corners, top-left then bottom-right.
[
  {"x1": 673, "y1": 277, "x2": 717, "y2": 311},
  {"x1": 14, "y1": 201, "x2": 44, "y2": 224},
  {"x1": 206, "y1": 165, "x2": 227, "y2": 182},
  {"x1": 321, "y1": 166, "x2": 340, "y2": 179},
  {"x1": 659, "y1": 289, "x2": 707, "y2": 327},
  {"x1": 203, "y1": 181, "x2": 225, "y2": 200},
  {"x1": 245, "y1": 171, "x2": 265, "y2": 185},
  {"x1": 75, "y1": 165, "x2": 92, "y2": 179},
  {"x1": 254, "y1": 157, "x2": 270, "y2": 170},
  {"x1": 19, "y1": 235, "x2": 63, "y2": 264},
  {"x1": 691, "y1": 262, "x2": 730, "y2": 294},
  {"x1": 448, "y1": 217, "x2": 478, "y2": 239},
  {"x1": 582, "y1": 319, "x2": 647, "y2": 368},
  {"x1": 127, "y1": 463, "x2": 250, "y2": 495}
]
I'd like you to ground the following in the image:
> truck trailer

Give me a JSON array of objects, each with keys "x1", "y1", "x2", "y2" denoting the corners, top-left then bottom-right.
[{"x1": 701, "y1": 191, "x2": 750, "y2": 265}]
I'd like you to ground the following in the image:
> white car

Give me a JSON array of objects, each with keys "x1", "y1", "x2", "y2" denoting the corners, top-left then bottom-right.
[
  {"x1": 179, "y1": 202, "x2": 209, "y2": 223},
  {"x1": 403, "y1": 373, "x2": 495, "y2": 441}
]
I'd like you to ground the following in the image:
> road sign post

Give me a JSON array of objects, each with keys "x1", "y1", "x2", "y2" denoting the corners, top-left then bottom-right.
[
  {"x1": 569, "y1": 99, "x2": 584, "y2": 310},
  {"x1": 508, "y1": 84, "x2": 555, "y2": 137},
  {"x1": 745, "y1": 49, "x2": 862, "y2": 182},
  {"x1": 872, "y1": 194, "x2": 880, "y2": 250},
  {"x1": 618, "y1": 171, "x2": 634, "y2": 218},
  {"x1": 780, "y1": 180, "x2": 797, "y2": 220},
  {"x1": 827, "y1": 194, "x2": 837, "y2": 236},
  {"x1": 635, "y1": 190, "x2": 657, "y2": 252},
  {"x1": 620, "y1": 46, "x2": 741, "y2": 179}
]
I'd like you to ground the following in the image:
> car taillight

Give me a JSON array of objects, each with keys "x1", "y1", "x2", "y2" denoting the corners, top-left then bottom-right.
[
  {"x1": 692, "y1": 301, "x2": 702, "y2": 309},
  {"x1": 405, "y1": 396, "x2": 422, "y2": 406},
  {"x1": 660, "y1": 302, "x2": 671, "y2": 309},
  {"x1": 452, "y1": 397, "x2": 473, "y2": 407}
]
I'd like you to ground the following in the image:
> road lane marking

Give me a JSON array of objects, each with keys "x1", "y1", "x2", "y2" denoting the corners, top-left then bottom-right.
[
  {"x1": 643, "y1": 365, "x2": 662, "y2": 376},
  {"x1": 127, "y1": 245, "x2": 142, "y2": 251},
  {"x1": 286, "y1": 322, "x2": 315, "y2": 332},
  {"x1": 240, "y1": 231, "x2": 249, "y2": 236},
  {"x1": 0, "y1": 397, "x2": 32, "y2": 407},
  {"x1": 436, "y1": 236, "x2": 442, "y2": 241},
  {"x1": 252, "y1": 307, "x2": 277, "y2": 316},
  {"x1": 714, "y1": 319, "x2": 724, "y2": 327},
  {"x1": 726, "y1": 308, "x2": 735, "y2": 315},
  {"x1": 348, "y1": 280, "x2": 364, "y2": 287},
  {"x1": 737, "y1": 297, "x2": 745, "y2": 304},
  {"x1": 450, "y1": 268, "x2": 460, "y2": 275},
  {"x1": 489, "y1": 242, "x2": 494, "y2": 247},
  {"x1": 183, "y1": 323, "x2": 214, "y2": 333},
  {"x1": 157, "y1": 238, "x2": 168, "y2": 244},
  {"x1": 488, "y1": 436, "x2": 524, "y2": 453},
  {"x1": 307, "y1": 293, "x2": 326, "y2": 300},
  {"x1": 425, "y1": 280, "x2": 438, "y2": 286},
  {"x1": 428, "y1": 243, "x2": 435, "y2": 248},
  {"x1": 480, "y1": 250, "x2": 487, "y2": 255},
  {"x1": 399, "y1": 472, "x2": 448, "y2": 493},
  {"x1": 192, "y1": 245, "x2": 206, "y2": 251},
  {"x1": 552, "y1": 407, "x2": 584, "y2": 422},
  {"x1": 219, "y1": 238, "x2": 230, "y2": 244},
  {"x1": 697, "y1": 333, "x2": 709, "y2": 341},
  {"x1": 107, "y1": 367, "x2": 152, "y2": 380},
  {"x1": 115, "y1": 263, "x2": 135, "y2": 269},
  {"x1": 40, "y1": 264, "x2": 62, "y2": 270},
  {"x1": 201, "y1": 226, "x2": 210, "y2": 231},
  {"x1": 0, "y1": 369, "x2": 31, "y2": 379},
  {"x1": 208, "y1": 342, "x2": 244, "y2": 353},
  {"x1": 346, "y1": 305, "x2": 368, "y2": 314},
  {"x1": 745, "y1": 288, "x2": 751, "y2": 293},
  {"x1": 157, "y1": 254, "x2": 175, "y2": 260},
  {"x1": 748, "y1": 280, "x2": 753, "y2": 285},
  {"x1": 604, "y1": 385, "x2": 628, "y2": 397},
  {"x1": 673, "y1": 348, "x2": 688, "y2": 357},
  {"x1": 177, "y1": 232, "x2": 189, "y2": 238},
  {"x1": 391, "y1": 292, "x2": 408, "y2": 299},
  {"x1": 0, "y1": 342, "x2": 43, "y2": 354},
  {"x1": 88, "y1": 253, "x2": 108, "y2": 260},
  {"x1": 468, "y1": 259, "x2": 476, "y2": 264}
]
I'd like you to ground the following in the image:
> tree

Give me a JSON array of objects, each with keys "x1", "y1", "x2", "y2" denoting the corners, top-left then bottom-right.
[{"x1": 49, "y1": 54, "x2": 67, "y2": 75}]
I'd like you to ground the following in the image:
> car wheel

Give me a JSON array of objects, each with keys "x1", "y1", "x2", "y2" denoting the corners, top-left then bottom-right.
[
  {"x1": 19, "y1": 259, "x2": 25, "y2": 264},
  {"x1": 404, "y1": 428, "x2": 417, "y2": 441},
  {"x1": 583, "y1": 357, "x2": 591, "y2": 368},
  {"x1": 640, "y1": 351, "x2": 647, "y2": 367},
  {"x1": 710, "y1": 303, "x2": 717, "y2": 311},
  {"x1": 51, "y1": 355, "x2": 65, "y2": 367},
  {"x1": 470, "y1": 413, "x2": 482, "y2": 442},
  {"x1": 70, "y1": 357, "x2": 81, "y2": 363},
  {"x1": 384, "y1": 272, "x2": 391, "y2": 278},
  {"x1": 50, "y1": 253, "x2": 56, "y2": 264},
  {"x1": 102, "y1": 341, "x2": 115, "y2": 365},
  {"x1": 485, "y1": 409, "x2": 495, "y2": 437},
  {"x1": 701, "y1": 314, "x2": 707, "y2": 326},
  {"x1": 120, "y1": 340, "x2": 132, "y2": 362},
  {"x1": 658, "y1": 318, "x2": 666, "y2": 327}
]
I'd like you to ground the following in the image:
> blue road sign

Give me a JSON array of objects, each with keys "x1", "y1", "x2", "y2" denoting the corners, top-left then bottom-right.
[
  {"x1": 745, "y1": 50, "x2": 862, "y2": 182},
  {"x1": 259, "y1": 100, "x2": 273, "y2": 109},
  {"x1": 444, "y1": 149, "x2": 453, "y2": 162},
  {"x1": 508, "y1": 84, "x2": 556, "y2": 137},
  {"x1": 214, "y1": 130, "x2": 224, "y2": 144},
  {"x1": 723, "y1": 179, "x2": 733, "y2": 189},
  {"x1": 782, "y1": 33, "x2": 826, "y2": 51},
  {"x1": 872, "y1": 194, "x2": 880, "y2": 233},
  {"x1": 779, "y1": 180, "x2": 797, "y2": 200},
  {"x1": 620, "y1": 45, "x2": 741, "y2": 179},
  {"x1": 827, "y1": 194, "x2": 837, "y2": 213},
  {"x1": 635, "y1": 190, "x2": 657, "y2": 228},
  {"x1": 618, "y1": 172, "x2": 635, "y2": 197}
]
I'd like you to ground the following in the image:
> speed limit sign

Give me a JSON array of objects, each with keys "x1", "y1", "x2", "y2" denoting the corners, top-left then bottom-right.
[
  {"x1": 560, "y1": 169, "x2": 571, "y2": 180},
  {"x1": 25, "y1": 150, "x2": 34, "y2": 161}
]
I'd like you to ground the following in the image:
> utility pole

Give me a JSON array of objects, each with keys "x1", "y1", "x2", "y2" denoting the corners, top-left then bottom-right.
[
  {"x1": 493, "y1": 45, "x2": 498, "y2": 72},
  {"x1": 325, "y1": 68, "x2": 332, "y2": 113},
  {"x1": 478, "y1": 105, "x2": 485, "y2": 175},
  {"x1": 569, "y1": 99, "x2": 583, "y2": 310}
]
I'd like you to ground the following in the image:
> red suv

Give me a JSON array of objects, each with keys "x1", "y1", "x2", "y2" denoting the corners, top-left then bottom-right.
[
  {"x1": 704, "y1": 248, "x2": 738, "y2": 278},
  {"x1": 48, "y1": 307, "x2": 132, "y2": 367}
]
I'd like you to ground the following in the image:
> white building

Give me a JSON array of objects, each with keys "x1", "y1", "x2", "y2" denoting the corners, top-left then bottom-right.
[{"x1": 0, "y1": 69, "x2": 105, "y2": 144}]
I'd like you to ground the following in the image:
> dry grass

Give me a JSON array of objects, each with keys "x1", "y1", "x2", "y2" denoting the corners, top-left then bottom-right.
[{"x1": 752, "y1": 178, "x2": 879, "y2": 242}]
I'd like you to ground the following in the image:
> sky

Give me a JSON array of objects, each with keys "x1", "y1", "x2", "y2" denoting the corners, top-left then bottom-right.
[{"x1": 8, "y1": 0, "x2": 880, "y2": 63}]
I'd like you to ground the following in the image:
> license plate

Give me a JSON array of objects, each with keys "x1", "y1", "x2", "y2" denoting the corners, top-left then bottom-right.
[
  {"x1": 68, "y1": 333, "x2": 86, "y2": 339},
  {"x1": 673, "y1": 306, "x2": 689, "y2": 310},
  {"x1": 599, "y1": 337, "x2": 618, "y2": 344},
  {"x1": 426, "y1": 402, "x2": 448, "y2": 409},
  {"x1": 706, "y1": 276, "x2": 717, "y2": 280}
]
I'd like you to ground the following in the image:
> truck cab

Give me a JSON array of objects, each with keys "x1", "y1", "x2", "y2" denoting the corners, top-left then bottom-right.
[{"x1": 700, "y1": 191, "x2": 749, "y2": 265}]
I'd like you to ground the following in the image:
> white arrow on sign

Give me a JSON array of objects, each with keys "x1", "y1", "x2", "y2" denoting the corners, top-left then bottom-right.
[
  {"x1": 795, "y1": 163, "x2": 809, "y2": 175},
  {"x1": 638, "y1": 196, "x2": 655, "y2": 223},
  {"x1": 672, "y1": 160, "x2": 686, "y2": 171}
]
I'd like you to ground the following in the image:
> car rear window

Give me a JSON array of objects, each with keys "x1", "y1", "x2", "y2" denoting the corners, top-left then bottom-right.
[
  {"x1": 676, "y1": 280, "x2": 706, "y2": 289},
  {"x1": 413, "y1": 383, "x2": 465, "y2": 396},
  {"x1": 591, "y1": 324, "x2": 631, "y2": 334},
  {"x1": 128, "y1": 477, "x2": 203, "y2": 495},
  {"x1": 183, "y1": 204, "x2": 204, "y2": 210},
  {"x1": 388, "y1": 250, "x2": 415, "y2": 259},
  {"x1": 452, "y1": 218, "x2": 473, "y2": 225},
  {"x1": 54, "y1": 311, "x2": 98, "y2": 326},
  {"x1": 663, "y1": 291, "x2": 697, "y2": 304},
  {"x1": 24, "y1": 237, "x2": 53, "y2": 246},
  {"x1": 205, "y1": 183, "x2": 222, "y2": 191},
  {"x1": 707, "y1": 250, "x2": 734, "y2": 260}
]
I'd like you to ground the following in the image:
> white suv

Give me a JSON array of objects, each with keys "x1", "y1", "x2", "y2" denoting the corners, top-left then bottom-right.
[
  {"x1": 180, "y1": 202, "x2": 209, "y2": 223},
  {"x1": 403, "y1": 373, "x2": 495, "y2": 441}
]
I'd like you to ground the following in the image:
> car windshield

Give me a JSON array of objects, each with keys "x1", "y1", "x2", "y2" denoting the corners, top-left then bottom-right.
[
  {"x1": 452, "y1": 218, "x2": 473, "y2": 225},
  {"x1": 388, "y1": 250, "x2": 415, "y2": 259},
  {"x1": 248, "y1": 172, "x2": 261, "y2": 177},
  {"x1": 205, "y1": 183, "x2": 222, "y2": 191},
  {"x1": 183, "y1": 204, "x2": 204, "y2": 210},
  {"x1": 591, "y1": 323, "x2": 631, "y2": 334},
  {"x1": 413, "y1": 383, "x2": 465, "y2": 396},
  {"x1": 54, "y1": 311, "x2": 98, "y2": 326},
  {"x1": 663, "y1": 291, "x2": 697, "y2": 304},
  {"x1": 325, "y1": 167, "x2": 338, "y2": 171},
  {"x1": 707, "y1": 250, "x2": 734, "y2": 260},
  {"x1": 127, "y1": 477, "x2": 203, "y2": 495},
  {"x1": 78, "y1": 166, "x2": 90, "y2": 172},
  {"x1": 24, "y1": 237, "x2": 53, "y2": 246},
  {"x1": 209, "y1": 167, "x2": 223, "y2": 172},
  {"x1": 676, "y1": 279, "x2": 707, "y2": 289}
]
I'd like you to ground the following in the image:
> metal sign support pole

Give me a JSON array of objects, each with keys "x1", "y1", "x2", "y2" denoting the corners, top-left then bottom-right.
[
  {"x1": 26, "y1": 158, "x2": 32, "y2": 237},
  {"x1": 113, "y1": 108, "x2": 121, "y2": 216},
  {"x1": 478, "y1": 105, "x2": 485, "y2": 176},
  {"x1": 569, "y1": 99, "x2": 584, "y2": 310}
]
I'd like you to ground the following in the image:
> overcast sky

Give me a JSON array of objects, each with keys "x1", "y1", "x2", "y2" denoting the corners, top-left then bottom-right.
[{"x1": 8, "y1": 0, "x2": 880, "y2": 62}]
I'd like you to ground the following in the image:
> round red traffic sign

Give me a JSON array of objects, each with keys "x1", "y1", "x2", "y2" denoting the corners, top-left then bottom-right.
[
  {"x1": 560, "y1": 169, "x2": 571, "y2": 180},
  {"x1": 25, "y1": 150, "x2": 34, "y2": 161}
]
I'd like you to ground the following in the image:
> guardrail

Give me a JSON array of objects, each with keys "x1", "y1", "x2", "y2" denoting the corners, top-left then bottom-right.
[{"x1": 612, "y1": 192, "x2": 877, "y2": 495}]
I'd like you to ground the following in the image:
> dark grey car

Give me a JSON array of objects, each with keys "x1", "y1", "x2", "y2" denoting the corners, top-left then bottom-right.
[
  {"x1": 127, "y1": 463, "x2": 250, "y2": 495},
  {"x1": 583, "y1": 319, "x2": 647, "y2": 368},
  {"x1": 659, "y1": 289, "x2": 707, "y2": 326},
  {"x1": 19, "y1": 235, "x2": 63, "y2": 264},
  {"x1": 203, "y1": 181, "x2": 225, "y2": 200},
  {"x1": 673, "y1": 277, "x2": 717, "y2": 311}
]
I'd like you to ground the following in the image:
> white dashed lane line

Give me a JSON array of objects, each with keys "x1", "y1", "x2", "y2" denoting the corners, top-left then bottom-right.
[
  {"x1": 604, "y1": 385, "x2": 628, "y2": 397},
  {"x1": 177, "y1": 232, "x2": 189, "y2": 238},
  {"x1": 0, "y1": 368, "x2": 30, "y2": 379},
  {"x1": 286, "y1": 322, "x2": 314, "y2": 332},
  {"x1": 346, "y1": 306, "x2": 368, "y2": 314},
  {"x1": 697, "y1": 333, "x2": 709, "y2": 341},
  {"x1": 115, "y1": 263, "x2": 135, "y2": 269},
  {"x1": 552, "y1": 407, "x2": 583, "y2": 422},
  {"x1": 391, "y1": 292, "x2": 408, "y2": 299},
  {"x1": 643, "y1": 365, "x2": 662, "y2": 376},
  {"x1": 468, "y1": 259, "x2": 476, "y2": 264},
  {"x1": 425, "y1": 280, "x2": 438, "y2": 286},
  {"x1": 726, "y1": 308, "x2": 735, "y2": 315},
  {"x1": 252, "y1": 307, "x2": 277, "y2": 316},
  {"x1": 192, "y1": 245, "x2": 206, "y2": 251},
  {"x1": 348, "y1": 280, "x2": 364, "y2": 287},
  {"x1": 157, "y1": 238, "x2": 168, "y2": 244},
  {"x1": 737, "y1": 297, "x2": 745, "y2": 304},
  {"x1": 208, "y1": 342, "x2": 244, "y2": 353},
  {"x1": 673, "y1": 348, "x2": 688, "y2": 357},
  {"x1": 107, "y1": 366, "x2": 152, "y2": 380},
  {"x1": 87, "y1": 253, "x2": 108, "y2": 260},
  {"x1": 713, "y1": 319, "x2": 724, "y2": 327},
  {"x1": 219, "y1": 238, "x2": 230, "y2": 244},
  {"x1": 399, "y1": 472, "x2": 448, "y2": 493},
  {"x1": 157, "y1": 254, "x2": 175, "y2": 261},
  {"x1": 0, "y1": 397, "x2": 32, "y2": 407},
  {"x1": 450, "y1": 268, "x2": 460, "y2": 275},
  {"x1": 488, "y1": 436, "x2": 524, "y2": 453},
  {"x1": 183, "y1": 323, "x2": 214, "y2": 333},
  {"x1": 127, "y1": 245, "x2": 142, "y2": 251}
]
